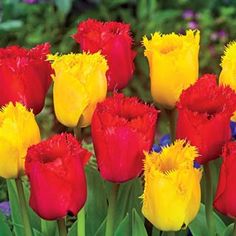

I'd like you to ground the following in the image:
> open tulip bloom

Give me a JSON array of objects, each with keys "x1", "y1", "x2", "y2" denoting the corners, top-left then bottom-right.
[
  {"x1": 143, "y1": 29, "x2": 199, "y2": 109},
  {"x1": 142, "y1": 140, "x2": 202, "y2": 231},
  {"x1": 73, "y1": 19, "x2": 136, "y2": 91},
  {"x1": 0, "y1": 43, "x2": 53, "y2": 114},
  {"x1": 177, "y1": 74, "x2": 236, "y2": 164},
  {"x1": 91, "y1": 93, "x2": 158, "y2": 183},
  {"x1": 25, "y1": 133, "x2": 91, "y2": 220},
  {"x1": 48, "y1": 52, "x2": 108, "y2": 128}
]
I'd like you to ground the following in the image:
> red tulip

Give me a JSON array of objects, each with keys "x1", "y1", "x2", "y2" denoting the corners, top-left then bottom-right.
[
  {"x1": 214, "y1": 141, "x2": 236, "y2": 218},
  {"x1": 73, "y1": 19, "x2": 136, "y2": 91},
  {"x1": 91, "y1": 93, "x2": 158, "y2": 183},
  {"x1": 0, "y1": 43, "x2": 53, "y2": 114},
  {"x1": 176, "y1": 74, "x2": 236, "y2": 164},
  {"x1": 25, "y1": 133, "x2": 91, "y2": 220}
]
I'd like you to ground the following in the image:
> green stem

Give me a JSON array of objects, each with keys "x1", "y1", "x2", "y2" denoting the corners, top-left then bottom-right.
[
  {"x1": 233, "y1": 221, "x2": 236, "y2": 236},
  {"x1": 204, "y1": 163, "x2": 215, "y2": 236},
  {"x1": 15, "y1": 178, "x2": 33, "y2": 236},
  {"x1": 166, "y1": 232, "x2": 175, "y2": 236},
  {"x1": 73, "y1": 126, "x2": 81, "y2": 140},
  {"x1": 57, "y1": 218, "x2": 67, "y2": 236},
  {"x1": 165, "y1": 109, "x2": 177, "y2": 142},
  {"x1": 77, "y1": 207, "x2": 85, "y2": 236},
  {"x1": 105, "y1": 183, "x2": 119, "y2": 236}
]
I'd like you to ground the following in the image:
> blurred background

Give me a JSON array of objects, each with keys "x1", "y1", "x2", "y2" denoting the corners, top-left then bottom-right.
[{"x1": 0, "y1": 0, "x2": 235, "y2": 206}]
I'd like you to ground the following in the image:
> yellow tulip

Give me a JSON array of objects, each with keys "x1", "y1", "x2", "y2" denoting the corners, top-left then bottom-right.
[
  {"x1": 142, "y1": 140, "x2": 202, "y2": 231},
  {"x1": 219, "y1": 41, "x2": 236, "y2": 90},
  {"x1": 48, "y1": 52, "x2": 108, "y2": 128},
  {"x1": 0, "y1": 102, "x2": 40, "y2": 179},
  {"x1": 143, "y1": 30, "x2": 200, "y2": 109}
]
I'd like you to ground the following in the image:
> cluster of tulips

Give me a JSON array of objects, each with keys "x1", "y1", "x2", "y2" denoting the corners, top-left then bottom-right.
[{"x1": 1, "y1": 18, "x2": 236, "y2": 236}]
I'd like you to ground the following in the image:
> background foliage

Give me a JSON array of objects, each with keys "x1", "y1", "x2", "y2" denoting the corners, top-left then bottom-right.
[{"x1": 0, "y1": 0, "x2": 236, "y2": 235}]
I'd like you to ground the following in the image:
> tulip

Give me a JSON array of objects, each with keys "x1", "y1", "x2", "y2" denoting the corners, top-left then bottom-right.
[
  {"x1": 176, "y1": 74, "x2": 236, "y2": 164},
  {"x1": 0, "y1": 102, "x2": 40, "y2": 179},
  {"x1": 219, "y1": 41, "x2": 236, "y2": 90},
  {"x1": 142, "y1": 140, "x2": 202, "y2": 231},
  {"x1": 143, "y1": 30, "x2": 200, "y2": 109},
  {"x1": 214, "y1": 141, "x2": 236, "y2": 218},
  {"x1": 48, "y1": 52, "x2": 108, "y2": 128},
  {"x1": 73, "y1": 19, "x2": 136, "y2": 91},
  {"x1": 0, "y1": 43, "x2": 53, "y2": 114},
  {"x1": 25, "y1": 133, "x2": 91, "y2": 220},
  {"x1": 91, "y1": 93, "x2": 158, "y2": 183}
]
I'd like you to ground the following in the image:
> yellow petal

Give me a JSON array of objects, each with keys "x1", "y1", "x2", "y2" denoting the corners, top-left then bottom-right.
[{"x1": 219, "y1": 41, "x2": 236, "y2": 91}]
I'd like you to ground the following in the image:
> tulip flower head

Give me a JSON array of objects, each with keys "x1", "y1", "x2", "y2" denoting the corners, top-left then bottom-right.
[
  {"x1": 214, "y1": 141, "x2": 236, "y2": 218},
  {"x1": 176, "y1": 74, "x2": 236, "y2": 164},
  {"x1": 48, "y1": 52, "x2": 108, "y2": 128},
  {"x1": 73, "y1": 19, "x2": 136, "y2": 91},
  {"x1": 25, "y1": 133, "x2": 91, "y2": 220},
  {"x1": 91, "y1": 93, "x2": 158, "y2": 183},
  {"x1": 219, "y1": 41, "x2": 236, "y2": 90},
  {"x1": 0, "y1": 102, "x2": 40, "y2": 179},
  {"x1": 0, "y1": 43, "x2": 53, "y2": 114},
  {"x1": 142, "y1": 140, "x2": 202, "y2": 231},
  {"x1": 143, "y1": 30, "x2": 200, "y2": 109}
]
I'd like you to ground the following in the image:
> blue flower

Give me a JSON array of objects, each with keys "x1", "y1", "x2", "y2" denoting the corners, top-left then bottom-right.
[
  {"x1": 230, "y1": 121, "x2": 236, "y2": 139},
  {"x1": 152, "y1": 134, "x2": 171, "y2": 153}
]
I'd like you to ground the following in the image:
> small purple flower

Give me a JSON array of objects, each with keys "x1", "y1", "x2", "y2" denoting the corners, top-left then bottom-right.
[
  {"x1": 182, "y1": 10, "x2": 195, "y2": 20},
  {"x1": 230, "y1": 121, "x2": 236, "y2": 139},
  {"x1": 188, "y1": 21, "x2": 198, "y2": 30},
  {"x1": 23, "y1": 0, "x2": 38, "y2": 4},
  {"x1": 0, "y1": 201, "x2": 11, "y2": 217},
  {"x1": 218, "y1": 30, "x2": 228, "y2": 41}
]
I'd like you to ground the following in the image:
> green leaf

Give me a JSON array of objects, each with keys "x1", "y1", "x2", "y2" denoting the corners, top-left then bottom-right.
[
  {"x1": 115, "y1": 209, "x2": 147, "y2": 236},
  {"x1": 131, "y1": 209, "x2": 147, "y2": 236},
  {"x1": 189, "y1": 203, "x2": 226, "y2": 236},
  {"x1": 40, "y1": 219, "x2": 58, "y2": 236},
  {"x1": 223, "y1": 223, "x2": 234, "y2": 236},
  {"x1": 0, "y1": 210, "x2": 12, "y2": 236},
  {"x1": 115, "y1": 214, "x2": 131, "y2": 236},
  {"x1": 54, "y1": 0, "x2": 74, "y2": 16},
  {"x1": 68, "y1": 220, "x2": 77, "y2": 236},
  {"x1": 7, "y1": 180, "x2": 22, "y2": 236},
  {"x1": 115, "y1": 178, "x2": 143, "y2": 229},
  {"x1": 0, "y1": 20, "x2": 23, "y2": 32},
  {"x1": 85, "y1": 166, "x2": 108, "y2": 235},
  {"x1": 94, "y1": 217, "x2": 107, "y2": 236}
]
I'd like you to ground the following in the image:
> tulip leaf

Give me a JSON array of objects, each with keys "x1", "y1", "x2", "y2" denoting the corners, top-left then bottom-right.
[
  {"x1": 40, "y1": 219, "x2": 58, "y2": 236},
  {"x1": 114, "y1": 209, "x2": 147, "y2": 236},
  {"x1": 131, "y1": 209, "x2": 148, "y2": 236},
  {"x1": 0, "y1": 210, "x2": 12, "y2": 236},
  {"x1": 94, "y1": 217, "x2": 107, "y2": 236},
  {"x1": 6, "y1": 180, "x2": 23, "y2": 236},
  {"x1": 115, "y1": 214, "x2": 131, "y2": 236},
  {"x1": 68, "y1": 220, "x2": 77, "y2": 236},
  {"x1": 189, "y1": 203, "x2": 226, "y2": 236},
  {"x1": 152, "y1": 227, "x2": 161, "y2": 236},
  {"x1": 223, "y1": 223, "x2": 234, "y2": 236},
  {"x1": 85, "y1": 166, "x2": 108, "y2": 235},
  {"x1": 115, "y1": 178, "x2": 143, "y2": 229}
]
